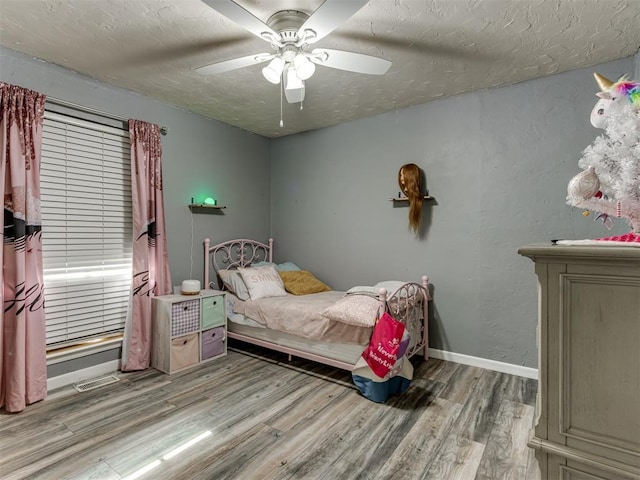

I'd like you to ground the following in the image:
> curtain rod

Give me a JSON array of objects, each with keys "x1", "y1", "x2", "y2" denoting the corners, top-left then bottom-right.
[{"x1": 46, "y1": 96, "x2": 168, "y2": 136}]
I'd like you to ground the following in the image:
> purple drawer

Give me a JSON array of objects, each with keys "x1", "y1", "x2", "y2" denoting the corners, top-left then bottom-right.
[{"x1": 201, "y1": 326, "x2": 226, "y2": 360}]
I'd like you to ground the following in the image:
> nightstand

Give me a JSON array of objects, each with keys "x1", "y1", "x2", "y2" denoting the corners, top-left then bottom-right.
[{"x1": 151, "y1": 290, "x2": 227, "y2": 374}]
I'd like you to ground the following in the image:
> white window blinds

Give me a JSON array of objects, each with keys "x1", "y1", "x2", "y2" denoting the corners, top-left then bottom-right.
[{"x1": 40, "y1": 111, "x2": 133, "y2": 348}]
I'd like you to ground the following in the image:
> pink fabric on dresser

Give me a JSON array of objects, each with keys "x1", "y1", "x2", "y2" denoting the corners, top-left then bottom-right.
[
  {"x1": 121, "y1": 120, "x2": 172, "y2": 371},
  {"x1": 0, "y1": 83, "x2": 48, "y2": 413}
]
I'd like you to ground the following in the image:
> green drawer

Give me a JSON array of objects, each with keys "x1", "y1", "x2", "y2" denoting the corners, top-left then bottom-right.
[{"x1": 201, "y1": 295, "x2": 225, "y2": 329}]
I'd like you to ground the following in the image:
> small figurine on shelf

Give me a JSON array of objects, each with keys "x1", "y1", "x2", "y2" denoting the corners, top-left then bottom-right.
[{"x1": 398, "y1": 163, "x2": 424, "y2": 233}]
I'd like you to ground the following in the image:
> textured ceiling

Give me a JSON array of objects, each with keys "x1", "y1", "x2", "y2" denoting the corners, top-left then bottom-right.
[{"x1": 1, "y1": 0, "x2": 639, "y2": 138}]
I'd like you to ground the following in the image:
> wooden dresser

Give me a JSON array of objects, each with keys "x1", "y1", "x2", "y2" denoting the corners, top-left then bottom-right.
[{"x1": 518, "y1": 244, "x2": 640, "y2": 480}]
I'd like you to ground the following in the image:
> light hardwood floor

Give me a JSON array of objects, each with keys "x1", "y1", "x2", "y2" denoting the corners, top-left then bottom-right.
[{"x1": 1, "y1": 344, "x2": 540, "y2": 480}]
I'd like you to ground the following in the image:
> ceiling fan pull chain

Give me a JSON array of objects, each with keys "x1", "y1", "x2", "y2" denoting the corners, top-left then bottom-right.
[
  {"x1": 300, "y1": 81, "x2": 304, "y2": 111},
  {"x1": 280, "y1": 78, "x2": 284, "y2": 127}
]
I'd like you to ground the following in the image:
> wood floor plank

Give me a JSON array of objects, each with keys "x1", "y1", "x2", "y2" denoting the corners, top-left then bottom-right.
[
  {"x1": 320, "y1": 378, "x2": 444, "y2": 479},
  {"x1": 451, "y1": 370, "x2": 511, "y2": 444},
  {"x1": 500, "y1": 374, "x2": 538, "y2": 407},
  {"x1": 0, "y1": 349, "x2": 539, "y2": 480},
  {"x1": 421, "y1": 434, "x2": 485, "y2": 480},
  {"x1": 106, "y1": 363, "x2": 322, "y2": 476},
  {"x1": 2, "y1": 399, "x2": 178, "y2": 480},
  {"x1": 419, "y1": 358, "x2": 460, "y2": 383},
  {"x1": 235, "y1": 388, "x2": 368, "y2": 479},
  {"x1": 474, "y1": 400, "x2": 536, "y2": 480},
  {"x1": 372, "y1": 396, "x2": 463, "y2": 480},
  {"x1": 65, "y1": 462, "x2": 121, "y2": 480},
  {"x1": 265, "y1": 380, "x2": 348, "y2": 432},
  {"x1": 138, "y1": 423, "x2": 283, "y2": 480},
  {"x1": 437, "y1": 363, "x2": 484, "y2": 405}
]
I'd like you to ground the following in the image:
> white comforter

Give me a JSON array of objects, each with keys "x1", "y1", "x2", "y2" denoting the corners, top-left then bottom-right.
[{"x1": 231, "y1": 291, "x2": 373, "y2": 345}]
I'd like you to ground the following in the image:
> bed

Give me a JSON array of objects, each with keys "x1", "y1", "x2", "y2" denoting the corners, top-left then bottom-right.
[{"x1": 203, "y1": 237, "x2": 431, "y2": 372}]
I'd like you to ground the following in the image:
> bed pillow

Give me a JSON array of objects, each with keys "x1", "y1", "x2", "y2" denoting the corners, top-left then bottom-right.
[
  {"x1": 276, "y1": 261, "x2": 301, "y2": 272},
  {"x1": 374, "y1": 281, "x2": 409, "y2": 295},
  {"x1": 218, "y1": 269, "x2": 250, "y2": 301},
  {"x1": 321, "y1": 295, "x2": 381, "y2": 328},
  {"x1": 238, "y1": 265, "x2": 288, "y2": 300},
  {"x1": 250, "y1": 261, "x2": 274, "y2": 268},
  {"x1": 279, "y1": 270, "x2": 331, "y2": 295},
  {"x1": 251, "y1": 261, "x2": 302, "y2": 272}
]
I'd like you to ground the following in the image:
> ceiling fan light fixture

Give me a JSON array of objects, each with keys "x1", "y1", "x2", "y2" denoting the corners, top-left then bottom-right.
[
  {"x1": 284, "y1": 66, "x2": 305, "y2": 103},
  {"x1": 293, "y1": 53, "x2": 315, "y2": 80},
  {"x1": 262, "y1": 56, "x2": 285, "y2": 84}
]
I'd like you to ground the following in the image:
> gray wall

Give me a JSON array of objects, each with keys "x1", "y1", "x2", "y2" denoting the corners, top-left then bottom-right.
[
  {"x1": 270, "y1": 56, "x2": 636, "y2": 369},
  {"x1": 0, "y1": 46, "x2": 271, "y2": 290},
  {"x1": 2, "y1": 45, "x2": 637, "y2": 374},
  {"x1": 1, "y1": 46, "x2": 271, "y2": 376}
]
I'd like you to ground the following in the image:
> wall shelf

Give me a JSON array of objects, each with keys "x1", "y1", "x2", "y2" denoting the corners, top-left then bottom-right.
[
  {"x1": 189, "y1": 204, "x2": 227, "y2": 212},
  {"x1": 389, "y1": 195, "x2": 434, "y2": 202}
]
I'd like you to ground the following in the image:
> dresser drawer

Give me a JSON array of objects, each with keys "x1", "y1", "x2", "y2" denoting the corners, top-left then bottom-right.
[
  {"x1": 170, "y1": 333, "x2": 199, "y2": 371},
  {"x1": 201, "y1": 326, "x2": 226, "y2": 360},
  {"x1": 201, "y1": 295, "x2": 225, "y2": 329},
  {"x1": 171, "y1": 299, "x2": 200, "y2": 336}
]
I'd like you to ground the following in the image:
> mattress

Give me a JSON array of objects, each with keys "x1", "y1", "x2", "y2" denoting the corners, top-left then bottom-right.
[{"x1": 227, "y1": 322, "x2": 366, "y2": 365}]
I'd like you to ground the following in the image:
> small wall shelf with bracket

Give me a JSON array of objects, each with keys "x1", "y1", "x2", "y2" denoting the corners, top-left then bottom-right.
[
  {"x1": 389, "y1": 195, "x2": 434, "y2": 203},
  {"x1": 189, "y1": 204, "x2": 227, "y2": 212}
]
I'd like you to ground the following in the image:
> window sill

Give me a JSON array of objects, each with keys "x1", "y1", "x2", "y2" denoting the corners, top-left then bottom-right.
[{"x1": 47, "y1": 334, "x2": 124, "y2": 365}]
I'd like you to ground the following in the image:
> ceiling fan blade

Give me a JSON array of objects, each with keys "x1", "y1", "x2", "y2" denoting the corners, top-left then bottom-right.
[
  {"x1": 298, "y1": 0, "x2": 368, "y2": 44},
  {"x1": 110, "y1": 36, "x2": 252, "y2": 69},
  {"x1": 201, "y1": 0, "x2": 278, "y2": 42},
  {"x1": 195, "y1": 53, "x2": 273, "y2": 75},
  {"x1": 311, "y1": 49, "x2": 391, "y2": 75},
  {"x1": 334, "y1": 31, "x2": 498, "y2": 62}
]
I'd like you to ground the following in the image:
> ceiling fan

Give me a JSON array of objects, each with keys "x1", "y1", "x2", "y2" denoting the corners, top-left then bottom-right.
[{"x1": 196, "y1": 0, "x2": 392, "y2": 105}]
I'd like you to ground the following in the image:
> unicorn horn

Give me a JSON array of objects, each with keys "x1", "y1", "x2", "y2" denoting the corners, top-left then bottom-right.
[{"x1": 593, "y1": 72, "x2": 614, "y2": 91}]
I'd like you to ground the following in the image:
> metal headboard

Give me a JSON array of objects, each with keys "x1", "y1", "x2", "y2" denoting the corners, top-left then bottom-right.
[{"x1": 203, "y1": 238, "x2": 273, "y2": 289}]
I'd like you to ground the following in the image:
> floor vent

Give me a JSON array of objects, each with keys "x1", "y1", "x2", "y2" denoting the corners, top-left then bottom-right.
[{"x1": 73, "y1": 375, "x2": 119, "y2": 392}]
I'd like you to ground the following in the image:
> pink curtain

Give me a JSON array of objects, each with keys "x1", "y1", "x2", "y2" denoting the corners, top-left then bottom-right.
[
  {"x1": 121, "y1": 119, "x2": 172, "y2": 371},
  {"x1": 0, "y1": 83, "x2": 47, "y2": 413}
]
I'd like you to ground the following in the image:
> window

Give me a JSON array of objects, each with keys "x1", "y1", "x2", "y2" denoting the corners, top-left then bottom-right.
[{"x1": 40, "y1": 109, "x2": 132, "y2": 349}]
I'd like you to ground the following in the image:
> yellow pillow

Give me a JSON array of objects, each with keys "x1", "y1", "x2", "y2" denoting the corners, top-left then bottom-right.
[{"x1": 279, "y1": 270, "x2": 331, "y2": 295}]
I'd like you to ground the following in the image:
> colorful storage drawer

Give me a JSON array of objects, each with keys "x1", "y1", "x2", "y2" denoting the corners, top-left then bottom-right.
[
  {"x1": 201, "y1": 294, "x2": 225, "y2": 329},
  {"x1": 170, "y1": 333, "x2": 199, "y2": 371},
  {"x1": 171, "y1": 299, "x2": 200, "y2": 336},
  {"x1": 201, "y1": 326, "x2": 226, "y2": 360}
]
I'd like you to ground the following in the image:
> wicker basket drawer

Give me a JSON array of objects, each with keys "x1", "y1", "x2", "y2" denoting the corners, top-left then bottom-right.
[{"x1": 171, "y1": 300, "x2": 200, "y2": 336}]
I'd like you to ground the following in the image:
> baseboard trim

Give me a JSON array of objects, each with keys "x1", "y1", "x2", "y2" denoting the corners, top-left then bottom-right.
[
  {"x1": 45, "y1": 351, "x2": 537, "y2": 391},
  {"x1": 47, "y1": 360, "x2": 121, "y2": 392},
  {"x1": 429, "y1": 348, "x2": 538, "y2": 379}
]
